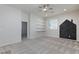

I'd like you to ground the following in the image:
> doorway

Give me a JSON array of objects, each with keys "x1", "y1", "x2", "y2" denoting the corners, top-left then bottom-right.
[{"x1": 22, "y1": 22, "x2": 27, "y2": 40}]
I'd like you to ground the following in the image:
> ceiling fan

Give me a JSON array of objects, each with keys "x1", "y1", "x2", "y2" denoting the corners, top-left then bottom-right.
[{"x1": 39, "y1": 4, "x2": 54, "y2": 16}]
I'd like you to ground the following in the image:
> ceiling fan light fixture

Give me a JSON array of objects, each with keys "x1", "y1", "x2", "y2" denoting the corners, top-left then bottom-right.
[
  {"x1": 43, "y1": 8, "x2": 47, "y2": 11},
  {"x1": 64, "y1": 9, "x2": 67, "y2": 11},
  {"x1": 39, "y1": 4, "x2": 53, "y2": 17}
]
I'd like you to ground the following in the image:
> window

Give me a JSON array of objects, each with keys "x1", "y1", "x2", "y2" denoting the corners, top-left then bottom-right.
[{"x1": 48, "y1": 20, "x2": 58, "y2": 30}]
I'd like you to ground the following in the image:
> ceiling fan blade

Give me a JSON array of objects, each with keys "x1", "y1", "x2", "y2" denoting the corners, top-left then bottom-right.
[
  {"x1": 49, "y1": 8, "x2": 53, "y2": 10},
  {"x1": 39, "y1": 6, "x2": 42, "y2": 8}
]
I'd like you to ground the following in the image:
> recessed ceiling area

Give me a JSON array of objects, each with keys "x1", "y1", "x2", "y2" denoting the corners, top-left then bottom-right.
[{"x1": 7, "y1": 4, "x2": 79, "y2": 17}]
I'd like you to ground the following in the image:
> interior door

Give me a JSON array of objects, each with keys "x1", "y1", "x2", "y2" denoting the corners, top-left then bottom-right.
[{"x1": 22, "y1": 22, "x2": 27, "y2": 38}]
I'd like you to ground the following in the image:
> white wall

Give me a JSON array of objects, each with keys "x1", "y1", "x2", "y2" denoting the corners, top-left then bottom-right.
[
  {"x1": 21, "y1": 12, "x2": 45, "y2": 39},
  {"x1": 30, "y1": 13, "x2": 45, "y2": 39},
  {"x1": 46, "y1": 10, "x2": 79, "y2": 41},
  {"x1": 21, "y1": 12, "x2": 28, "y2": 22},
  {"x1": 0, "y1": 5, "x2": 21, "y2": 47},
  {"x1": 0, "y1": 5, "x2": 45, "y2": 47}
]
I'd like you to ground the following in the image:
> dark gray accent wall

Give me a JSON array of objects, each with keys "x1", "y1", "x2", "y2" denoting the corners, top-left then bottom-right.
[{"x1": 60, "y1": 20, "x2": 76, "y2": 40}]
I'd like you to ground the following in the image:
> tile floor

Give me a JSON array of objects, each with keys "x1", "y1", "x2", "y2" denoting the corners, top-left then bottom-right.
[{"x1": 0, "y1": 37, "x2": 79, "y2": 54}]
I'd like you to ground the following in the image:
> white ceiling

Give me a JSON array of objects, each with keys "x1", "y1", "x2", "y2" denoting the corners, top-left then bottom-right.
[{"x1": 7, "y1": 4, "x2": 79, "y2": 17}]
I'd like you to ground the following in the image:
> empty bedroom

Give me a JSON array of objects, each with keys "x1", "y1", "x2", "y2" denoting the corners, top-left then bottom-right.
[{"x1": 0, "y1": 4, "x2": 79, "y2": 54}]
